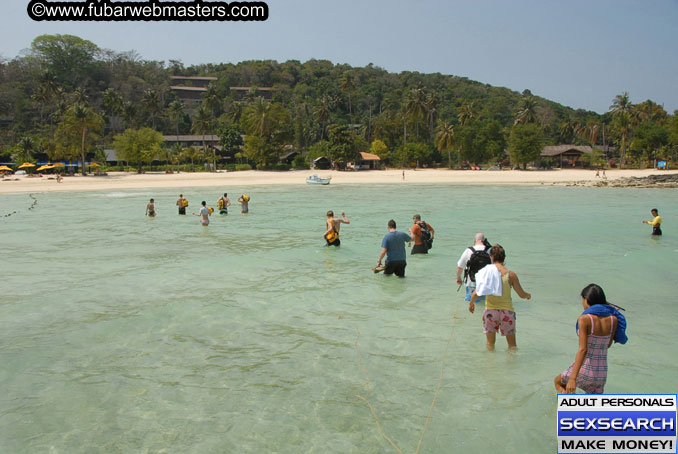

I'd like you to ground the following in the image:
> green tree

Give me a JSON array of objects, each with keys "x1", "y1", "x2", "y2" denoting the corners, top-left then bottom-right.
[
  {"x1": 339, "y1": 72, "x2": 356, "y2": 123},
  {"x1": 29, "y1": 34, "x2": 100, "y2": 89},
  {"x1": 113, "y1": 127, "x2": 163, "y2": 173},
  {"x1": 369, "y1": 139, "x2": 388, "y2": 158},
  {"x1": 142, "y1": 89, "x2": 163, "y2": 129},
  {"x1": 327, "y1": 124, "x2": 365, "y2": 166},
  {"x1": 457, "y1": 103, "x2": 475, "y2": 126},
  {"x1": 167, "y1": 100, "x2": 184, "y2": 141},
  {"x1": 435, "y1": 121, "x2": 455, "y2": 168},
  {"x1": 508, "y1": 123, "x2": 543, "y2": 169},
  {"x1": 192, "y1": 103, "x2": 213, "y2": 155},
  {"x1": 630, "y1": 121, "x2": 669, "y2": 165},
  {"x1": 610, "y1": 92, "x2": 633, "y2": 167},
  {"x1": 17, "y1": 136, "x2": 35, "y2": 162},
  {"x1": 53, "y1": 103, "x2": 104, "y2": 175},
  {"x1": 217, "y1": 122, "x2": 244, "y2": 159},
  {"x1": 241, "y1": 98, "x2": 292, "y2": 167},
  {"x1": 514, "y1": 97, "x2": 538, "y2": 125}
]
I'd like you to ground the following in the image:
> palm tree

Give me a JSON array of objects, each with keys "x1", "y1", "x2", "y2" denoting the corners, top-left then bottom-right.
[
  {"x1": 62, "y1": 103, "x2": 104, "y2": 176},
  {"x1": 425, "y1": 93, "x2": 438, "y2": 141},
  {"x1": 18, "y1": 136, "x2": 35, "y2": 162},
  {"x1": 122, "y1": 101, "x2": 137, "y2": 129},
  {"x1": 514, "y1": 97, "x2": 538, "y2": 125},
  {"x1": 609, "y1": 92, "x2": 633, "y2": 168},
  {"x1": 405, "y1": 87, "x2": 427, "y2": 139},
  {"x1": 339, "y1": 72, "x2": 356, "y2": 123},
  {"x1": 203, "y1": 84, "x2": 222, "y2": 122},
  {"x1": 102, "y1": 88, "x2": 123, "y2": 135},
  {"x1": 242, "y1": 97, "x2": 271, "y2": 140},
  {"x1": 610, "y1": 92, "x2": 632, "y2": 116},
  {"x1": 32, "y1": 85, "x2": 50, "y2": 127},
  {"x1": 457, "y1": 103, "x2": 475, "y2": 126},
  {"x1": 313, "y1": 95, "x2": 333, "y2": 140},
  {"x1": 192, "y1": 103, "x2": 212, "y2": 160},
  {"x1": 142, "y1": 89, "x2": 162, "y2": 129},
  {"x1": 576, "y1": 121, "x2": 600, "y2": 159},
  {"x1": 558, "y1": 119, "x2": 577, "y2": 143},
  {"x1": 167, "y1": 101, "x2": 184, "y2": 142},
  {"x1": 434, "y1": 122, "x2": 455, "y2": 168}
]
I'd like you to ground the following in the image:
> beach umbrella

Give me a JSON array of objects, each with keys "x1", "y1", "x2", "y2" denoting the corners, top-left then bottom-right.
[
  {"x1": 0, "y1": 165, "x2": 13, "y2": 171},
  {"x1": 18, "y1": 162, "x2": 36, "y2": 169},
  {"x1": 88, "y1": 162, "x2": 101, "y2": 167},
  {"x1": 36, "y1": 165, "x2": 54, "y2": 171},
  {"x1": 51, "y1": 162, "x2": 65, "y2": 167}
]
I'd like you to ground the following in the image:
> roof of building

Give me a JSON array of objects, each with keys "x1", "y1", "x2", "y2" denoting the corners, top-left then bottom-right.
[
  {"x1": 229, "y1": 86, "x2": 274, "y2": 91},
  {"x1": 541, "y1": 145, "x2": 593, "y2": 157},
  {"x1": 163, "y1": 135, "x2": 220, "y2": 142},
  {"x1": 171, "y1": 75, "x2": 217, "y2": 81},
  {"x1": 170, "y1": 86, "x2": 208, "y2": 92},
  {"x1": 359, "y1": 152, "x2": 381, "y2": 161}
]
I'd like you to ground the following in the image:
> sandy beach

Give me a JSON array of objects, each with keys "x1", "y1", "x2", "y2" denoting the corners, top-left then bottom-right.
[{"x1": 1, "y1": 168, "x2": 676, "y2": 194}]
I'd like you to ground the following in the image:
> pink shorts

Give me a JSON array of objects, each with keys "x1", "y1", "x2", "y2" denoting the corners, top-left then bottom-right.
[{"x1": 482, "y1": 309, "x2": 516, "y2": 336}]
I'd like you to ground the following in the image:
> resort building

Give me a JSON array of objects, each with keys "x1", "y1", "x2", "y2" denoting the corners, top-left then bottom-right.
[
  {"x1": 170, "y1": 76, "x2": 218, "y2": 106},
  {"x1": 541, "y1": 145, "x2": 593, "y2": 167},
  {"x1": 229, "y1": 86, "x2": 274, "y2": 101},
  {"x1": 353, "y1": 151, "x2": 381, "y2": 170}
]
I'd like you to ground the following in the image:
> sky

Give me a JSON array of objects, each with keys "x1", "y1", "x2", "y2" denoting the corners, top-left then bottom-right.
[{"x1": 1, "y1": 0, "x2": 677, "y2": 114}]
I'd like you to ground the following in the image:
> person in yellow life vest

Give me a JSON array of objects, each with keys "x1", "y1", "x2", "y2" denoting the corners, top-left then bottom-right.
[
  {"x1": 237, "y1": 194, "x2": 250, "y2": 214},
  {"x1": 176, "y1": 194, "x2": 188, "y2": 215},
  {"x1": 324, "y1": 210, "x2": 350, "y2": 247},
  {"x1": 217, "y1": 193, "x2": 231, "y2": 214},
  {"x1": 642, "y1": 208, "x2": 662, "y2": 235}
]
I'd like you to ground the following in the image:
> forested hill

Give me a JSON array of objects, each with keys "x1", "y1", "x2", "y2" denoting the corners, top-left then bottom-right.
[{"x1": 2, "y1": 35, "x2": 674, "y2": 169}]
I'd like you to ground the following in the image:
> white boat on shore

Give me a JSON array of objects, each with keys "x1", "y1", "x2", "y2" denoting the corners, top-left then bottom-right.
[{"x1": 306, "y1": 174, "x2": 331, "y2": 185}]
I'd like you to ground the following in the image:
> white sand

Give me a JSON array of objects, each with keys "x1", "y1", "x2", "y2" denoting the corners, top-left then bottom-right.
[{"x1": 1, "y1": 168, "x2": 675, "y2": 194}]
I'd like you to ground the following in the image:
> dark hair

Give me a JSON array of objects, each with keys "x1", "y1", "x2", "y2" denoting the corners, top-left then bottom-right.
[
  {"x1": 150, "y1": 198, "x2": 154, "y2": 202},
  {"x1": 327, "y1": 210, "x2": 334, "y2": 217},
  {"x1": 179, "y1": 194, "x2": 183, "y2": 197},
  {"x1": 224, "y1": 193, "x2": 227, "y2": 197},
  {"x1": 413, "y1": 214, "x2": 421, "y2": 220},
  {"x1": 651, "y1": 208, "x2": 659, "y2": 214},
  {"x1": 489, "y1": 244, "x2": 505, "y2": 263},
  {"x1": 201, "y1": 201, "x2": 206, "y2": 206},
  {"x1": 581, "y1": 284, "x2": 607, "y2": 306},
  {"x1": 388, "y1": 219, "x2": 396, "y2": 229}
]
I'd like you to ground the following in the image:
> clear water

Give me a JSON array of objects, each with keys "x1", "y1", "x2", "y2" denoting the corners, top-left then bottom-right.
[{"x1": 1, "y1": 184, "x2": 676, "y2": 453}]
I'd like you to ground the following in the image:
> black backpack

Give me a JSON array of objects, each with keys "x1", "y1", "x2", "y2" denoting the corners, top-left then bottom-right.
[
  {"x1": 418, "y1": 221, "x2": 432, "y2": 249},
  {"x1": 464, "y1": 244, "x2": 491, "y2": 283}
]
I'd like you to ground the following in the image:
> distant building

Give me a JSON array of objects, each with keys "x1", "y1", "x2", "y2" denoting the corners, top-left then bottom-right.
[
  {"x1": 229, "y1": 86, "x2": 274, "y2": 101},
  {"x1": 170, "y1": 75, "x2": 217, "y2": 106},
  {"x1": 163, "y1": 135, "x2": 220, "y2": 148},
  {"x1": 312, "y1": 156, "x2": 332, "y2": 170},
  {"x1": 353, "y1": 151, "x2": 381, "y2": 170},
  {"x1": 541, "y1": 145, "x2": 592, "y2": 167}
]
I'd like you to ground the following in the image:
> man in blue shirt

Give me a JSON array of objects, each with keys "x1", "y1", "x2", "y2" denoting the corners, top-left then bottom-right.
[{"x1": 376, "y1": 219, "x2": 412, "y2": 277}]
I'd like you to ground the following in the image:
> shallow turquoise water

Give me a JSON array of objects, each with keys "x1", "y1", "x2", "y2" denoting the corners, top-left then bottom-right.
[{"x1": 1, "y1": 184, "x2": 676, "y2": 453}]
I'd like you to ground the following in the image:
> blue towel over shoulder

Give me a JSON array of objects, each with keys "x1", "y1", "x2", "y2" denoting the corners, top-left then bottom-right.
[{"x1": 577, "y1": 304, "x2": 628, "y2": 344}]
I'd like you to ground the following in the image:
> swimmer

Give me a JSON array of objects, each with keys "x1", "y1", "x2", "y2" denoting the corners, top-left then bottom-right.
[
  {"x1": 192, "y1": 201, "x2": 211, "y2": 226},
  {"x1": 642, "y1": 208, "x2": 662, "y2": 235},
  {"x1": 146, "y1": 198, "x2": 156, "y2": 217}
]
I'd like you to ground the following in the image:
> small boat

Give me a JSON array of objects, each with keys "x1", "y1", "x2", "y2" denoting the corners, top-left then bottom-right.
[{"x1": 306, "y1": 174, "x2": 331, "y2": 185}]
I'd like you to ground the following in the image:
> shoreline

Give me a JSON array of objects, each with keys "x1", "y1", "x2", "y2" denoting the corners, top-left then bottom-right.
[{"x1": 1, "y1": 168, "x2": 677, "y2": 194}]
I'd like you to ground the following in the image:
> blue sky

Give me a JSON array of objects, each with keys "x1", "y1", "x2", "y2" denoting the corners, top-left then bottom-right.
[{"x1": 1, "y1": 0, "x2": 677, "y2": 114}]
